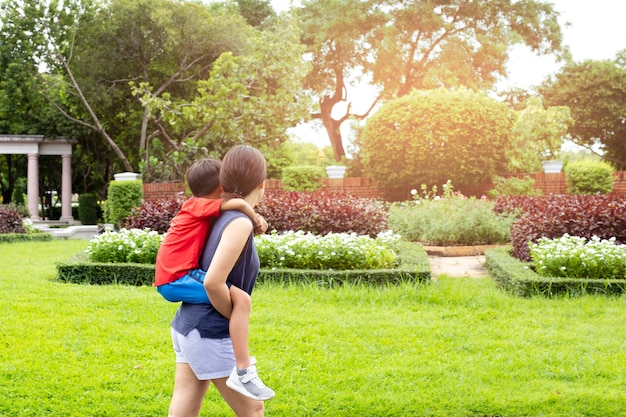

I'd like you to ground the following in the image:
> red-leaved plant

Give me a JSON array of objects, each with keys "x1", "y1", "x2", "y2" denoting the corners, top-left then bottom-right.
[
  {"x1": 495, "y1": 195, "x2": 626, "y2": 261},
  {"x1": 257, "y1": 190, "x2": 388, "y2": 237}
]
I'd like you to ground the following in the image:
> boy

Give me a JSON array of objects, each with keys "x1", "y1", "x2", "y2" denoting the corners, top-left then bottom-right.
[{"x1": 155, "y1": 158, "x2": 274, "y2": 400}]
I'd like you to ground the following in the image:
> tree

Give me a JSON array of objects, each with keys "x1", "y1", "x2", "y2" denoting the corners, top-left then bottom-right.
[
  {"x1": 507, "y1": 97, "x2": 572, "y2": 174},
  {"x1": 297, "y1": 0, "x2": 565, "y2": 161},
  {"x1": 360, "y1": 88, "x2": 512, "y2": 199},
  {"x1": 134, "y1": 17, "x2": 311, "y2": 179},
  {"x1": 235, "y1": 0, "x2": 276, "y2": 27},
  {"x1": 540, "y1": 54, "x2": 626, "y2": 169}
]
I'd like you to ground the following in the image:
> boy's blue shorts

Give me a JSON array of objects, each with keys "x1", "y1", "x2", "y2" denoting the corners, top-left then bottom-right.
[{"x1": 157, "y1": 269, "x2": 210, "y2": 304}]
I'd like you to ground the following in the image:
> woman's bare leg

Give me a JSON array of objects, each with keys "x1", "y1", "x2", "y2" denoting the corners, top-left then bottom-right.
[{"x1": 168, "y1": 363, "x2": 210, "y2": 417}]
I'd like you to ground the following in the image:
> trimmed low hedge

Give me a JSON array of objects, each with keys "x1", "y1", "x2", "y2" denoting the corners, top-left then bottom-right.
[
  {"x1": 0, "y1": 233, "x2": 53, "y2": 243},
  {"x1": 485, "y1": 246, "x2": 626, "y2": 297},
  {"x1": 55, "y1": 241, "x2": 431, "y2": 286}
]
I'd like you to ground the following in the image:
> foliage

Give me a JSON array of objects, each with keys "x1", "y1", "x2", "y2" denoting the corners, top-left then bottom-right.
[
  {"x1": 507, "y1": 96, "x2": 572, "y2": 173},
  {"x1": 256, "y1": 230, "x2": 400, "y2": 270},
  {"x1": 297, "y1": 0, "x2": 564, "y2": 161},
  {"x1": 1, "y1": 202, "x2": 30, "y2": 218},
  {"x1": 361, "y1": 88, "x2": 513, "y2": 199},
  {"x1": 281, "y1": 166, "x2": 325, "y2": 192},
  {"x1": 256, "y1": 190, "x2": 388, "y2": 237},
  {"x1": 86, "y1": 228, "x2": 164, "y2": 264},
  {"x1": 487, "y1": 175, "x2": 542, "y2": 198},
  {"x1": 495, "y1": 195, "x2": 626, "y2": 261},
  {"x1": 77, "y1": 193, "x2": 99, "y2": 225},
  {"x1": 105, "y1": 180, "x2": 143, "y2": 228},
  {"x1": 0, "y1": 205, "x2": 26, "y2": 234},
  {"x1": 61, "y1": 234, "x2": 425, "y2": 285},
  {"x1": 123, "y1": 198, "x2": 184, "y2": 234},
  {"x1": 388, "y1": 188, "x2": 515, "y2": 246},
  {"x1": 0, "y1": 233, "x2": 52, "y2": 243},
  {"x1": 134, "y1": 16, "x2": 311, "y2": 179},
  {"x1": 486, "y1": 246, "x2": 626, "y2": 297},
  {"x1": 529, "y1": 235, "x2": 626, "y2": 279},
  {"x1": 540, "y1": 56, "x2": 626, "y2": 168},
  {"x1": 565, "y1": 159, "x2": 615, "y2": 194}
]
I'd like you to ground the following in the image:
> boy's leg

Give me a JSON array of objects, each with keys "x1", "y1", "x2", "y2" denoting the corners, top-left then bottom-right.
[
  {"x1": 226, "y1": 286, "x2": 274, "y2": 401},
  {"x1": 157, "y1": 269, "x2": 210, "y2": 304},
  {"x1": 228, "y1": 286, "x2": 252, "y2": 369}
]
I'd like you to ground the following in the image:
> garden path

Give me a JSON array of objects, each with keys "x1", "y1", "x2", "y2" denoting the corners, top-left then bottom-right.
[{"x1": 428, "y1": 255, "x2": 488, "y2": 279}]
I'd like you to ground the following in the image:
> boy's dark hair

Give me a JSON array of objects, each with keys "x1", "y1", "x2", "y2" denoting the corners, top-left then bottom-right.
[{"x1": 186, "y1": 158, "x2": 221, "y2": 197}]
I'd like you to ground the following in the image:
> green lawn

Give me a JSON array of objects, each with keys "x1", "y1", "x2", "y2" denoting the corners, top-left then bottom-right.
[{"x1": 2, "y1": 240, "x2": 625, "y2": 416}]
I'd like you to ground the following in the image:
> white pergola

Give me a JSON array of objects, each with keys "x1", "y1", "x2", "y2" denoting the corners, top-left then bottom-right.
[{"x1": 0, "y1": 135, "x2": 74, "y2": 222}]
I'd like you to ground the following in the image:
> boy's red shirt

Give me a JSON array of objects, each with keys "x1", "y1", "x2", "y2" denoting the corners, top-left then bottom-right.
[{"x1": 154, "y1": 197, "x2": 223, "y2": 286}]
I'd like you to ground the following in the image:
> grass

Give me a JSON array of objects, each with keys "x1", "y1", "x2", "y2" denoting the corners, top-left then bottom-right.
[{"x1": 2, "y1": 240, "x2": 626, "y2": 416}]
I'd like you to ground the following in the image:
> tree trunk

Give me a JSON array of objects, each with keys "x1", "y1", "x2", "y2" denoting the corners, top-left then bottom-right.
[{"x1": 319, "y1": 95, "x2": 346, "y2": 162}]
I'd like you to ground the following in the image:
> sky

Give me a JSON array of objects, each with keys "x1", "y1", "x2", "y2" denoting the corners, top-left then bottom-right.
[{"x1": 272, "y1": 0, "x2": 626, "y2": 149}]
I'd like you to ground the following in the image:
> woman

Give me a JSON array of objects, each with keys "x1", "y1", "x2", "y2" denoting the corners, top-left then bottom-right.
[{"x1": 167, "y1": 145, "x2": 268, "y2": 417}]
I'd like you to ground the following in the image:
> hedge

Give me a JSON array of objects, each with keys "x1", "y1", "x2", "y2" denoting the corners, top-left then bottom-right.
[
  {"x1": 55, "y1": 241, "x2": 431, "y2": 286},
  {"x1": 485, "y1": 246, "x2": 626, "y2": 297},
  {"x1": 0, "y1": 233, "x2": 53, "y2": 243}
]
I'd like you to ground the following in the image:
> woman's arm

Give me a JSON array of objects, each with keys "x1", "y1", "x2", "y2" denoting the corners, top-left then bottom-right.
[{"x1": 203, "y1": 217, "x2": 253, "y2": 319}]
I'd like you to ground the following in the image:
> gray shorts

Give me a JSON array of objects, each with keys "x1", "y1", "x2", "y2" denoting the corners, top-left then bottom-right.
[{"x1": 171, "y1": 327, "x2": 236, "y2": 380}]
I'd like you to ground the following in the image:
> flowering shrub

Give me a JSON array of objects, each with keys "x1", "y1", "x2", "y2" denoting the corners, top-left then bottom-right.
[
  {"x1": 84, "y1": 228, "x2": 400, "y2": 271},
  {"x1": 255, "y1": 230, "x2": 401, "y2": 270},
  {"x1": 529, "y1": 234, "x2": 626, "y2": 279},
  {"x1": 389, "y1": 184, "x2": 514, "y2": 246},
  {"x1": 257, "y1": 190, "x2": 388, "y2": 237},
  {"x1": 86, "y1": 228, "x2": 164, "y2": 264}
]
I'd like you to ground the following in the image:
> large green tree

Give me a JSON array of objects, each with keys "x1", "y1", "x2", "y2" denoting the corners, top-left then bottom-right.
[
  {"x1": 297, "y1": 0, "x2": 565, "y2": 161},
  {"x1": 540, "y1": 53, "x2": 626, "y2": 169},
  {"x1": 361, "y1": 88, "x2": 513, "y2": 198},
  {"x1": 134, "y1": 17, "x2": 311, "y2": 180}
]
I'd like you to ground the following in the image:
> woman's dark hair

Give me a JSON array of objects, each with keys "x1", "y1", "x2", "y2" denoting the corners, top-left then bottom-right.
[{"x1": 220, "y1": 145, "x2": 266, "y2": 199}]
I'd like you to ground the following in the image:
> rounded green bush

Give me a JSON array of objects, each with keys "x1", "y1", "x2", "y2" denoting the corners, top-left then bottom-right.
[
  {"x1": 565, "y1": 160, "x2": 614, "y2": 194},
  {"x1": 281, "y1": 165, "x2": 325, "y2": 192}
]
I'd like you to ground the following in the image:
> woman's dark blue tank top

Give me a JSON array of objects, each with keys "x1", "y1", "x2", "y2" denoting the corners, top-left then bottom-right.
[{"x1": 171, "y1": 210, "x2": 259, "y2": 338}]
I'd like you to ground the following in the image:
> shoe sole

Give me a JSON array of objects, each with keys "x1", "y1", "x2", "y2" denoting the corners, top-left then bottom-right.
[{"x1": 226, "y1": 378, "x2": 275, "y2": 401}]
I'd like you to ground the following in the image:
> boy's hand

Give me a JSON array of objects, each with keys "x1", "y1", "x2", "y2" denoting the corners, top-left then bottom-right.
[{"x1": 254, "y1": 214, "x2": 268, "y2": 235}]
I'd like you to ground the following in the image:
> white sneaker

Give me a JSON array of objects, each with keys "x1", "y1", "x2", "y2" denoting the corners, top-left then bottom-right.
[{"x1": 226, "y1": 360, "x2": 275, "y2": 401}]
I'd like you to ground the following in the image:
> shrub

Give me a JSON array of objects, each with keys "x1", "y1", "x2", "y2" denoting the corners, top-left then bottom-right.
[
  {"x1": 502, "y1": 195, "x2": 626, "y2": 261},
  {"x1": 256, "y1": 230, "x2": 400, "y2": 270},
  {"x1": 85, "y1": 228, "x2": 164, "y2": 264},
  {"x1": 360, "y1": 88, "x2": 512, "y2": 199},
  {"x1": 0, "y1": 205, "x2": 26, "y2": 234},
  {"x1": 281, "y1": 165, "x2": 325, "y2": 192},
  {"x1": 486, "y1": 246, "x2": 626, "y2": 297},
  {"x1": 123, "y1": 197, "x2": 184, "y2": 233},
  {"x1": 388, "y1": 193, "x2": 514, "y2": 246},
  {"x1": 529, "y1": 234, "x2": 626, "y2": 279},
  {"x1": 487, "y1": 175, "x2": 542, "y2": 198},
  {"x1": 257, "y1": 190, "x2": 388, "y2": 237},
  {"x1": 78, "y1": 193, "x2": 99, "y2": 225},
  {"x1": 105, "y1": 179, "x2": 143, "y2": 228},
  {"x1": 565, "y1": 160, "x2": 614, "y2": 194}
]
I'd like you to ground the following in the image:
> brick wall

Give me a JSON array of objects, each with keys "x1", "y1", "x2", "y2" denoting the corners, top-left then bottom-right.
[
  {"x1": 143, "y1": 182, "x2": 186, "y2": 201},
  {"x1": 144, "y1": 171, "x2": 626, "y2": 201},
  {"x1": 265, "y1": 177, "x2": 383, "y2": 199}
]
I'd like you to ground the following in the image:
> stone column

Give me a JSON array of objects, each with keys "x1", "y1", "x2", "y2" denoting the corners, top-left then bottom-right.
[
  {"x1": 27, "y1": 153, "x2": 40, "y2": 220},
  {"x1": 60, "y1": 153, "x2": 73, "y2": 222}
]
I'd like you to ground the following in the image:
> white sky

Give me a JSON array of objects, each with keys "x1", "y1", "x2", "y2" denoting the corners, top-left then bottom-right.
[{"x1": 274, "y1": 0, "x2": 626, "y2": 149}]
